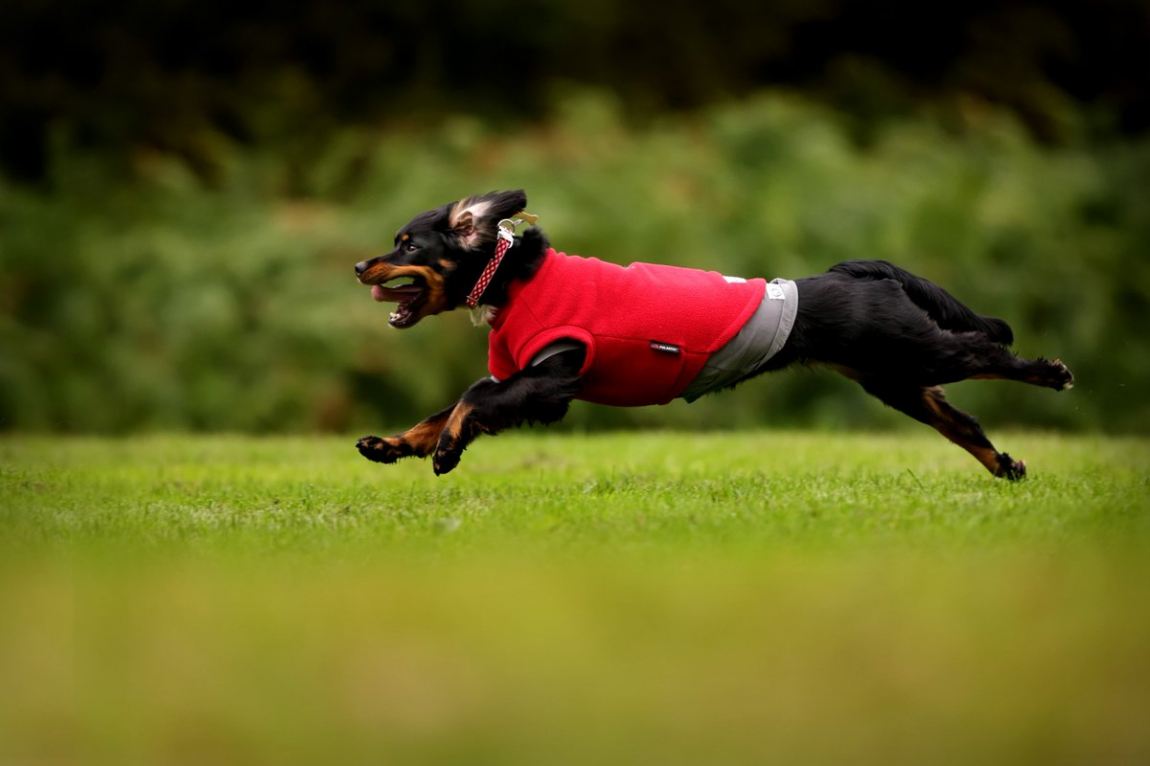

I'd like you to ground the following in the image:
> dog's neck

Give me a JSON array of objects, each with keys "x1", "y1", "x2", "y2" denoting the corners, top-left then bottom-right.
[{"x1": 461, "y1": 227, "x2": 550, "y2": 311}]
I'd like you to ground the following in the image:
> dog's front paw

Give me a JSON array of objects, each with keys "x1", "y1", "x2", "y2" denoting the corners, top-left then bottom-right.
[
  {"x1": 432, "y1": 434, "x2": 464, "y2": 476},
  {"x1": 357, "y1": 435, "x2": 411, "y2": 464},
  {"x1": 433, "y1": 403, "x2": 477, "y2": 475}
]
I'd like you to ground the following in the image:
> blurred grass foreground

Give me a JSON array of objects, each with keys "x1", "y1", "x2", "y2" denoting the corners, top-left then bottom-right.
[
  {"x1": 2, "y1": 432, "x2": 1149, "y2": 763},
  {"x1": 3, "y1": 92, "x2": 1149, "y2": 434}
]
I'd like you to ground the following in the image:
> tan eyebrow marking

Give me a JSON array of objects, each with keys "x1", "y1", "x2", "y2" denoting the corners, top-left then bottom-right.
[{"x1": 400, "y1": 233, "x2": 411, "y2": 242}]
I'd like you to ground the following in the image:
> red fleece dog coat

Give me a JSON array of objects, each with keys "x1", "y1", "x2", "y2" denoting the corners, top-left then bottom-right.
[{"x1": 487, "y1": 249, "x2": 766, "y2": 406}]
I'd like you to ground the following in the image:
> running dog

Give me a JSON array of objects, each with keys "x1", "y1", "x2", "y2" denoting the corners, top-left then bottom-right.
[{"x1": 354, "y1": 190, "x2": 1073, "y2": 478}]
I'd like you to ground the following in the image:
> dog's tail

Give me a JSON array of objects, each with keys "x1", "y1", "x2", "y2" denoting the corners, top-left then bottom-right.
[{"x1": 829, "y1": 260, "x2": 1014, "y2": 345}]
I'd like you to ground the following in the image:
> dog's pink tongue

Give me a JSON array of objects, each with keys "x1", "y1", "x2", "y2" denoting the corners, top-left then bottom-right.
[{"x1": 371, "y1": 285, "x2": 386, "y2": 302}]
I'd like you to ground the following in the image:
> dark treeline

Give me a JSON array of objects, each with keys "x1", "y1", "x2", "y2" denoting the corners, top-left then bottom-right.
[
  {"x1": 3, "y1": 0, "x2": 1149, "y2": 434},
  {"x1": 2, "y1": 0, "x2": 1148, "y2": 182}
]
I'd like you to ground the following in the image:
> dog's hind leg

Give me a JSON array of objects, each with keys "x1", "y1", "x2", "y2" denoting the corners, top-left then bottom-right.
[
  {"x1": 968, "y1": 353, "x2": 1074, "y2": 391},
  {"x1": 861, "y1": 381, "x2": 1027, "y2": 480},
  {"x1": 907, "y1": 331, "x2": 1074, "y2": 391}
]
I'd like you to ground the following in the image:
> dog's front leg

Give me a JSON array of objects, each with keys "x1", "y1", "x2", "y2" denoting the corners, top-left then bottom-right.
[
  {"x1": 432, "y1": 350, "x2": 584, "y2": 475},
  {"x1": 357, "y1": 405, "x2": 456, "y2": 464}
]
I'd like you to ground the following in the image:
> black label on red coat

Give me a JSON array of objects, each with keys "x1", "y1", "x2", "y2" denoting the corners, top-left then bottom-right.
[{"x1": 649, "y1": 341, "x2": 681, "y2": 355}]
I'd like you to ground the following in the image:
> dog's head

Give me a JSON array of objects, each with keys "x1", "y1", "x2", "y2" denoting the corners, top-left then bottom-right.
[{"x1": 355, "y1": 190, "x2": 529, "y2": 328}]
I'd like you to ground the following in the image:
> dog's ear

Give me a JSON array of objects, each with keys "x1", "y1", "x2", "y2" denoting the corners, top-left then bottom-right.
[{"x1": 448, "y1": 189, "x2": 528, "y2": 249}]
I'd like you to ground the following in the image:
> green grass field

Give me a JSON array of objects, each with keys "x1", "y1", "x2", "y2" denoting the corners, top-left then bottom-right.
[{"x1": 2, "y1": 432, "x2": 1149, "y2": 764}]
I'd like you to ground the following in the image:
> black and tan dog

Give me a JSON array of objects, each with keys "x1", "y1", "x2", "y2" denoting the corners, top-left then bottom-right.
[{"x1": 354, "y1": 190, "x2": 1072, "y2": 478}]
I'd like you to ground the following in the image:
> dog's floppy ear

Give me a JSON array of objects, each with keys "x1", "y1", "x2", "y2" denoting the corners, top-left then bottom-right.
[{"x1": 448, "y1": 189, "x2": 528, "y2": 250}]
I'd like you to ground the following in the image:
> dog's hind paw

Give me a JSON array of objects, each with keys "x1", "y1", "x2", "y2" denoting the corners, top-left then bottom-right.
[
  {"x1": 1050, "y1": 358, "x2": 1074, "y2": 391},
  {"x1": 994, "y1": 452, "x2": 1027, "y2": 481},
  {"x1": 1034, "y1": 357, "x2": 1074, "y2": 391},
  {"x1": 357, "y1": 435, "x2": 411, "y2": 464}
]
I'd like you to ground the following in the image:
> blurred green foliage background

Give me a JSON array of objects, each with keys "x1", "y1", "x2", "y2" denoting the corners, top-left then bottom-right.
[{"x1": 2, "y1": 0, "x2": 1148, "y2": 434}]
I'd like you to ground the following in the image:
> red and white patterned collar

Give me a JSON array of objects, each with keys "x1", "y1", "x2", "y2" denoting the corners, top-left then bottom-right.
[{"x1": 465, "y1": 220, "x2": 517, "y2": 308}]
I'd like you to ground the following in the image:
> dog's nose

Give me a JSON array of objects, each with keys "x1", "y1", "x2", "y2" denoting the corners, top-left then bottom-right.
[{"x1": 354, "y1": 261, "x2": 368, "y2": 276}]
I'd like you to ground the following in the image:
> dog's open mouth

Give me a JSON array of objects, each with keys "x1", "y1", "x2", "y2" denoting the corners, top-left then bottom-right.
[{"x1": 370, "y1": 275, "x2": 427, "y2": 328}]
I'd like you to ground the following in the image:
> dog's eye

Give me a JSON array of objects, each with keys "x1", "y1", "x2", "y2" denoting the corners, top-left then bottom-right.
[{"x1": 404, "y1": 241, "x2": 419, "y2": 253}]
